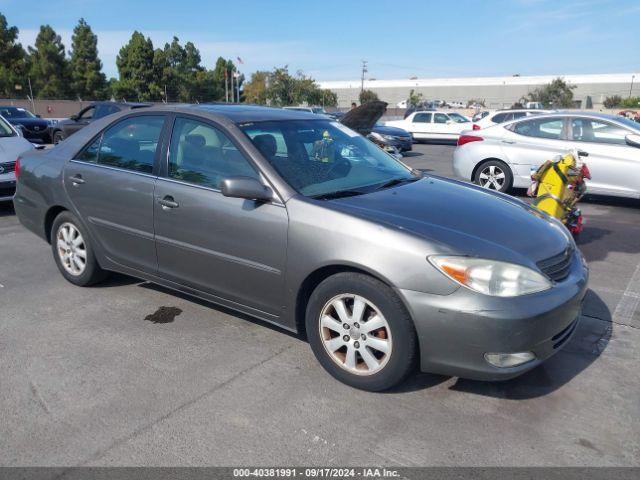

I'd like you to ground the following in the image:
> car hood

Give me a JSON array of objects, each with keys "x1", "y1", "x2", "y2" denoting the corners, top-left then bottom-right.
[
  {"x1": 0, "y1": 136, "x2": 34, "y2": 161},
  {"x1": 9, "y1": 118, "x2": 49, "y2": 128},
  {"x1": 373, "y1": 125, "x2": 411, "y2": 137},
  {"x1": 329, "y1": 176, "x2": 572, "y2": 266}
]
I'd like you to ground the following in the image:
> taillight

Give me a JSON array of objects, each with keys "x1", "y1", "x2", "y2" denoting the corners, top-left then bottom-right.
[
  {"x1": 14, "y1": 157, "x2": 20, "y2": 180},
  {"x1": 472, "y1": 124, "x2": 481, "y2": 130},
  {"x1": 581, "y1": 163, "x2": 591, "y2": 180},
  {"x1": 457, "y1": 135, "x2": 483, "y2": 146}
]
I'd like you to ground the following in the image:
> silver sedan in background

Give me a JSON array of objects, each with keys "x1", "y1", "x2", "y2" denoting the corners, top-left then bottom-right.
[{"x1": 453, "y1": 112, "x2": 640, "y2": 197}]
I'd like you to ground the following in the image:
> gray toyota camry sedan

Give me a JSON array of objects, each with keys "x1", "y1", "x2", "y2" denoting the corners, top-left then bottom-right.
[{"x1": 14, "y1": 105, "x2": 588, "y2": 391}]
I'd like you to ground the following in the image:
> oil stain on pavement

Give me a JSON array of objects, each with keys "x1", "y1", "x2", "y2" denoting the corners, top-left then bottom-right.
[{"x1": 145, "y1": 306, "x2": 182, "y2": 324}]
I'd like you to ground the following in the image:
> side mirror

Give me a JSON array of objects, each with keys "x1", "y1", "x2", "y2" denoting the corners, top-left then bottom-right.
[
  {"x1": 625, "y1": 133, "x2": 640, "y2": 148},
  {"x1": 221, "y1": 176, "x2": 273, "y2": 202},
  {"x1": 35, "y1": 114, "x2": 42, "y2": 118},
  {"x1": 70, "y1": 114, "x2": 78, "y2": 121}
]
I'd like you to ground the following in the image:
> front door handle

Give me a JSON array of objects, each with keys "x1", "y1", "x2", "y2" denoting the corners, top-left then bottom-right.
[
  {"x1": 158, "y1": 195, "x2": 179, "y2": 209},
  {"x1": 501, "y1": 139, "x2": 516, "y2": 144},
  {"x1": 69, "y1": 174, "x2": 85, "y2": 185}
]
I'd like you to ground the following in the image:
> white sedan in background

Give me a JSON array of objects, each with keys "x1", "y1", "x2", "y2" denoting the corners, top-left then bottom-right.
[
  {"x1": 0, "y1": 114, "x2": 35, "y2": 202},
  {"x1": 386, "y1": 110, "x2": 471, "y2": 142},
  {"x1": 453, "y1": 112, "x2": 640, "y2": 198},
  {"x1": 472, "y1": 109, "x2": 550, "y2": 130}
]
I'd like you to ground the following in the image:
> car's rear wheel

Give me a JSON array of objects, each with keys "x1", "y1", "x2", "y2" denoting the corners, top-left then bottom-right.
[
  {"x1": 305, "y1": 272, "x2": 418, "y2": 391},
  {"x1": 53, "y1": 131, "x2": 65, "y2": 144},
  {"x1": 51, "y1": 211, "x2": 107, "y2": 286},
  {"x1": 474, "y1": 159, "x2": 513, "y2": 193}
]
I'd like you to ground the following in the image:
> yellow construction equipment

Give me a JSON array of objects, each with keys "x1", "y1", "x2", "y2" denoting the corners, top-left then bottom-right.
[{"x1": 528, "y1": 149, "x2": 591, "y2": 235}]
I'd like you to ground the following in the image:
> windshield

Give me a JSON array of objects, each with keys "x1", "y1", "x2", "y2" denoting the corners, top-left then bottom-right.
[
  {"x1": 448, "y1": 113, "x2": 470, "y2": 123},
  {"x1": 239, "y1": 120, "x2": 417, "y2": 198},
  {"x1": 0, "y1": 107, "x2": 36, "y2": 119},
  {"x1": 0, "y1": 116, "x2": 15, "y2": 137}
]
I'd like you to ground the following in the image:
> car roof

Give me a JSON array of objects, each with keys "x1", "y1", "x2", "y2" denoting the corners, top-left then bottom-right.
[
  {"x1": 192, "y1": 103, "x2": 322, "y2": 121},
  {"x1": 91, "y1": 101, "x2": 151, "y2": 108}
]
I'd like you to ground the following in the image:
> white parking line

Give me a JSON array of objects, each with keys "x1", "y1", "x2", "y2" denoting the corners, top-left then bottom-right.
[{"x1": 612, "y1": 262, "x2": 640, "y2": 325}]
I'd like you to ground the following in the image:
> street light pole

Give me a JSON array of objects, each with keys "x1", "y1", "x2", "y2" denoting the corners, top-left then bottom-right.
[
  {"x1": 360, "y1": 60, "x2": 367, "y2": 93},
  {"x1": 630, "y1": 75, "x2": 635, "y2": 98}
]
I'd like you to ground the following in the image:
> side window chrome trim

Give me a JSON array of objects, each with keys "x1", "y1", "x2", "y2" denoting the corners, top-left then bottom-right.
[{"x1": 68, "y1": 159, "x2": 158, "y2": 179}]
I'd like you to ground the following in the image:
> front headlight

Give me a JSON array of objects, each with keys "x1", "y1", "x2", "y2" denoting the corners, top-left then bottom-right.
[
  {"x1": 369, "y1": 132, "x2": 384, "y2": 141},
  {"x1": 382, "y1": 134, "x2": 395, "y2": 141},
  {"x1": 429, "y1": 256, "x2": 552, "y2": 297}
]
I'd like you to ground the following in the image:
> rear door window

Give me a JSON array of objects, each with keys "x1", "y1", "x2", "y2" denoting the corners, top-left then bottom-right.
[
  {"x1": 511, "y1": 118, "x2": 565, "y2": 140},
  {"x1": 74, "y1": 115, "x2": 165, "y2": 173}
]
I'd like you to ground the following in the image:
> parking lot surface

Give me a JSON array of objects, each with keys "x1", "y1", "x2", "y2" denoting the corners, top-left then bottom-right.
[{"x1": 1, "y1": 144, "x2": 638, "y2": 466}]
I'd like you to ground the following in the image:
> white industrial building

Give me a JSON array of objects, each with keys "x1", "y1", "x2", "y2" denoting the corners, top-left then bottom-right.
[{"x1": 319, "y1": 73, "x2": 639, "y2": 109}]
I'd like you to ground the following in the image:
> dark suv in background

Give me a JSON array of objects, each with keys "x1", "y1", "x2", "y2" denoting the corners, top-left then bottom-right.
[
  {"x1": 0, "y1": 105, "x2": 51, "y2": 143},
  {"x1": 51, "y1": 101, "x2": 149, "y2": 144}
]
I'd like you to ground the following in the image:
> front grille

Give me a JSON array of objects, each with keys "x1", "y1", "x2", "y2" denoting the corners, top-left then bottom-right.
[
  {"x1": 537, "y1": 247, "x2": 573, "y2": 282},
  {"x1": 0, "y1": 185, "x2": 15, "y2": 198},
  {"x1": 0, "y1": 161, "x2": 16, "y2": 174}
]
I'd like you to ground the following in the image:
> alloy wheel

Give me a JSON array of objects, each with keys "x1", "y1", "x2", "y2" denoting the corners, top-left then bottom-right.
[
  {"x1": 478, "y1": 165, "x2": 506, "y2": 190},
  {"x1": 56, "y1": 222, "x2": 87, "y2": 276},
  {"x1": 319, "y1": 294, "x2": 392, "y2": 376}
]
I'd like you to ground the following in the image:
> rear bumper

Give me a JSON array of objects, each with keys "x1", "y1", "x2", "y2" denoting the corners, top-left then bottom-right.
[{"x1": 399, "y1": 249, "x2": 589, "y2": 381}]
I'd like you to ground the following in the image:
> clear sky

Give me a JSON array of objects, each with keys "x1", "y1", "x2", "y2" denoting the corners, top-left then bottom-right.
[{"x1": 3, "y1": 0, "x2": 639, "y2": 81}]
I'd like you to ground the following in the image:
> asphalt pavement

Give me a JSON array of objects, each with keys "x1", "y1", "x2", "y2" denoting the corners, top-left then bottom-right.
[{"x1": 0, "y1": 143, "x2": 638, "y2": 466}]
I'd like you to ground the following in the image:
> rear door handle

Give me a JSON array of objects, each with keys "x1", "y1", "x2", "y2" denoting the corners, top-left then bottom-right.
[
  {"x1": 158, "y1": 195, "x2": 179, "y2": 209},
  {"x1": 501, "y1": 140, "x2": 516, "y2": 144},
  {"x1": 69, "y1": 174, "x2": 85, "y2": 185}
]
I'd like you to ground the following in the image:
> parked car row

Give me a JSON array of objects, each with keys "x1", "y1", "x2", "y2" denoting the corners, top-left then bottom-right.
[
  {"x1": 0, "y1": 102, "x2": 150, "y2": 145},
  {"x1": 453, "y1": 111, "x2": 640, "y2": 199}
]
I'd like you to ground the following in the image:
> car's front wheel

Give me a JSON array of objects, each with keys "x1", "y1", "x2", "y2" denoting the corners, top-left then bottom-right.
[
  {"x1": 474, "y1": 159, "x2": 513, "y2": 193},
  {"x1": 51, "y1": 211, "x2": 107, "y2": 286},
  {"x1": 52, "y1": 130, "x2": 65, "y2": 144},
  {"x1": 306, "y1": 272, "x2": 418, "y2": 391}
]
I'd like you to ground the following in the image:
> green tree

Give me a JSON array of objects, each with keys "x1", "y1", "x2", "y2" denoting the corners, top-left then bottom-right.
[
  {"x1": 69, "y1": 18, "x2": 107, "y2": 99},
  {"x1": 243, "y1": 70, "x2": 269, "y2": 104},
  {"x1": 0, "y1": 13, "x2": 28, "y2": 97},
  {"x1": 27, "y1": 25, "x2": 70, "y2": 99},
  {"x1": 359, "y1": 89, "x2": 379, "y2": 104},
  {"x1": 408, "y1": 89, "x2": 422, "y2": 107},
  {"x1": 527, "y1": 77, "x2": 576, "y2": 108},
  {"x1": 112, "y1": 31, "x2": 156, "y2": 101}
]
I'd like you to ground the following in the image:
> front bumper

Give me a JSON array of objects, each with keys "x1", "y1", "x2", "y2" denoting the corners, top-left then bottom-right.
[
  {"x1": 381, "y1": 137, "x2": 413, "y2": 152},
  {"x1": 399, "y1": 249, "x2": 589, "y2": 381},
  {"x1": 0, "y1": 174, "x2": 16, "y2": 202}
]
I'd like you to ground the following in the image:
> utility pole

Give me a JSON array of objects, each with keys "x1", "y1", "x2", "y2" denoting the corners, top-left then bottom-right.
[
  {"x1": 360, "y1": 60, "x2": 368, "y2": 93},
  {"x1": 630, "y1": 75, "x2": 635, "y2": 98},
  {"x1": 27, "y1": 77, "x2": 35, "y2": 114},
  {"x1": 225, "y1": 69, "x2": 229, "y2": 102},
  {"x1": 230, "y1": 67, "x2": 234, "y2": 103}
]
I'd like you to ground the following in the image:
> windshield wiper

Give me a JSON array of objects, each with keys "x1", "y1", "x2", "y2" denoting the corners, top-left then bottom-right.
[
  {"x1": 372, "y1": 176, "x2": 421, "y2": 191},
  {"x1": 311, "y1": 189, "x2": 367, "y2": 200}
]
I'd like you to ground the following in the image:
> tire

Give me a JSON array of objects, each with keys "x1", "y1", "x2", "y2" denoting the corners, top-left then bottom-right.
[
  {"x1": 305, "y1": 272, "x2": 418, "y2": 391},
  {"x1": 473, "y1": 159, "x2": 513, "y2": 193},
  {"x1": 50, "y1": 211, "x2": 107, "y2": 286},
  {"x1": 53, "y1": 130, "x2": 65, "y2": 144}
]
